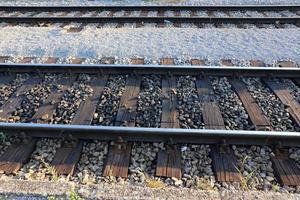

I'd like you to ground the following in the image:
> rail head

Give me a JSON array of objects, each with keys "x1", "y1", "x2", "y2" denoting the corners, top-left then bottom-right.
[
  {"x1": 0, "y1": 63, "x2": 299, "y2": 78},
  {"x1": 0, "y1": 5, "x2": 299, "y2": 11},
  {"x1": 0, "y1": 122, "x2": 299, "y2": 147}
]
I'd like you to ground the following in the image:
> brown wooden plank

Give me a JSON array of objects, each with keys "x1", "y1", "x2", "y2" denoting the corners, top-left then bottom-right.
[
  {"x1": 19, "y1": 57, "x2": 35, "y2": 63},
  {"x1": 230, "y1": 153, "x2": 240, "y2": 182},
  {"x1": 31, "y1": 77, "x2": 74, "y2": 123},
  {"x1": 50, "y1": 141, "x2": 83, "y2": 175},
  {"x1": 72, "y1": 75, "x2": 108, "y2": 125},
  {"x1": 196, "y1": 78, "x2": 225, "y2": 129},
  {"x1": 117, "y1": 144, "x2": 132, "y2": 178},
  {"x1": 160, "y1": 58, "x2": 174, "y2": 65},
  {"x1": 282, "y1": 158, "x2": 298, "y2": 186},
  {"x1": 156, "y1": 150, "x2": 168, "y2": 177},
  {"x1": 264, "y1": 79, "x2": 300, "y2": 127},
  {"x1": 230, "y1": 79, "x2": 272, "y2": 130},
  {"x1": 115, "y1": 75, "x2": 141, "y2": 127},
  {"x1": 69, "y1": 58, "x2": 85, "y2": 64},
  {"x1": 277, "y1": 61, "x2": 297, "y2": 68},
  {"x1": 272, "y1": 156, "x2": 293, "y2": 185},
  {"x1": 161, "y1": 76, "x2": 179, "y2": 128},
  {"x1": 0, "y1": 56, "x2": 10, "y2": 63},
  {"x1": 191, "y1": 59, "x2": 205, "y2": 66},
  {"x1": 100, "y1": 57, "x2": 115, "y2": 64},
  {"x1": 287, "y1": 159, "x2": 300, "y2": 185},
  {"x1": 166, "y1": 146, "x2": 182, "y2": 179},
  {"x1": 156, "y1": 146, "x2": 181, "y2": 179},
  {"x1": 103, "y1": 143, "x2": 132, "y2": 178},
  {"x1": 250, "y1": 60, "x2": 266, "y2": 67},
  {"x1": 130, "y1": 58, "x2": 144, "y2": 65},
  {"x1": 220, "y1": 59, "x2": 233, "y2": 67},
  {"x1": 211, "y1": 146, "x2": 240, "y2": 183},
  {"x1": 0, "y1": 140, "x2": 36, "y2": 173},
  {"x1": 43, "y1": 57, "x2": 58, "y2": 64},
  {"x1": 0, "y1": 77, "x2": 41, "y2": 119},
  {"x1": 211, "y1": 146, "x2": 224, "y2": 182}
]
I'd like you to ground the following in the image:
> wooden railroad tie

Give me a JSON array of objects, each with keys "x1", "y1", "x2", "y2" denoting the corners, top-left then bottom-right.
[
  {"x1": 160, "y1": 58, "x2": 174, "y2": 65},
  {"x1": 211, "y1": 145, "x2": 240, "y2": 183},
  {"x1": 115, "y1": 74, "x2": 141, "y2": 127},
  {"x1": 190, "y1": 59, "x2": 205, "y2": 66},
  {"x1": 0, "y1": 77, "x2": 42, "y2": 120},
  {"x1": 230, "y1": 79, "x2": 272, "y2": 131},
  {"x1": 103, "y1": 142, "x2": 132, "y2": 178},
  {"x1": 156, "y1": 145, "x2": 182, "y2": 179},
  {"x1": 157, "y1": 70, "x2": 182, "y2": 179},
  {"x1": 50, "y1": 75, "x2": 108, "y2": 175},
  {"x1": 51, "y1": 141, "x2": 83, "y2": 175},
  {"x1": 103, "y1": 74, "x2": 141, "y2": 178},
  {"x1": 271, "y1": 149, "x2": 300, "y2": 186},
  {"x1": 264, "y1": 79, "x2": 300, "y2": 128},
  {"x1": 196, "y1": 76, "x2": 225, "y2": 130},
  {"x1": 161, "y1": 76, "x2": 179, "y2": 128},
  {"x1": 0, "y1": 139, "x2": 37, "y2": 174},
  {"x1": 43, "y1": 57, "x2": 58, "y2": 64},
  {"x1": 31, "y1": 77, "x2": 75, "y2": 124}
]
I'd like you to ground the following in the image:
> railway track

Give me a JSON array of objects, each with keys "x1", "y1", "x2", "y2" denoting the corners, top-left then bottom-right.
[
  {"x1": 0, "y1": 5, "x2": 299, "y2": 28},
  {"x1": 0, "y1": 61, "x2": 300, "y2": 188}
]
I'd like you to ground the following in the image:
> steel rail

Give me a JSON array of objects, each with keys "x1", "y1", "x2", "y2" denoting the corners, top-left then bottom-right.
[
  {"x1": 0, "y1": 122, "x2": 299, "y2": 146},
  {"x1": 0, "y1": 16, "x2": 299, "y2": 24},
  {"x1": 0, "y1": 5, "x2": 299, "y2": 12},
  {"x1": 0, "y1": 63, "x2": 299, "y2": 77}
]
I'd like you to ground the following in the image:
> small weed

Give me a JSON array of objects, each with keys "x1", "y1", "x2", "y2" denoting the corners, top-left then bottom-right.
[
  {"x1": 146, "y1": 179, "x2": 165, "y2": 189},
  {"x1": 40, "y1": 159, "x2": 59, "y2": 182},
  {"x1": 69, "y1": 190, "x2": 84, "y2": 200},
  {"x1": 195, "y1": 178, "x2": 214, "y2": 190},
  {"x1": 144, "y1": 173, "x2": 165, "y2": 189},
  {"x1": 271, "y1": 184, "x2": 280, "y2": 192},
  {"x1": 234, "y1": 156, "x2": 256, "y2": 191},
  {"x1": 47, "y1": 196, "x2": 57, "y2": 200}
]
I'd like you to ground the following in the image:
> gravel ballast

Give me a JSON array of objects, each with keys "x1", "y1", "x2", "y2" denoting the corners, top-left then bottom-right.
[
  {"x1": 136, "y1": 75, "x2": 162, "y2": 128},
  {"x1": 92, "y1": 75, "x2": 127, "y2": 126},
  {"x1": 177, "y1": 76, "x2": 204, "y2": 129},
  {"x1": 211, "y1": 77, "x2": 252, "y2": 130},
  {"x1": 242, "y1": 78, "x2": 296, "y2": 131},
  {"x1": 0, "y1": 27, "x2": 299, "y2": 63}
]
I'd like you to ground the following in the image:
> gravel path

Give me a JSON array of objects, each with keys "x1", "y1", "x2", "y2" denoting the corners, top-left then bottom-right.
[
  {"x1": 1, "y1": 27, "x2": 299, "y2": 64},
  {"x1": 136, "y1": 75, "x2": 162, "y2": 128},
  {"x1": 210, "y1": 77, "x2": 252, "y2": 130},
  {"x1": 52, "y1": 74, "x2": 93, "y2": 124},
  {"x1": 242, "y1": 78, "x2": 295, "y2": 131},
  {"x1": 177, "y1": 76, "x2": 204, "y2": 129},
  {"x1": 92, "y1": 75, "x2": 127, "y2": 126}
]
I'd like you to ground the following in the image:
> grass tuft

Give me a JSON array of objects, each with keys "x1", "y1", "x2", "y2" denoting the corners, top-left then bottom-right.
[{"x1": 234, "y1": 156, "x2": 256, "y2": 191}]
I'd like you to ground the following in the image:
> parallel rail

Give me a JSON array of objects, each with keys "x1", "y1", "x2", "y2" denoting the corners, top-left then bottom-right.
[
  {"x1": 0, "y1": 63, "x2": 300, "y2": 77},
  {"x1": 0, "y1": 5, "x2": 299, "y2": 25},
  {"x1": 1, "y1": 5, "x2": 300, "y2": 11},
  {"x1": 0, "y1": 63, "x2": 300, "y2": 146}
]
